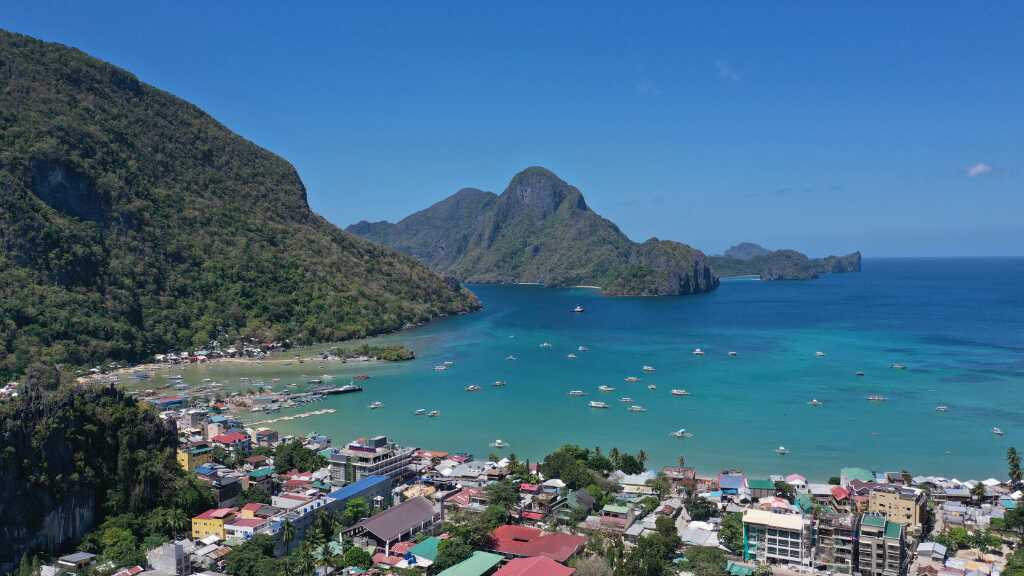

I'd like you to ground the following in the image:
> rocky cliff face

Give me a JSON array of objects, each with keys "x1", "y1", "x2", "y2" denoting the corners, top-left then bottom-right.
[
  {"x1": 723, "y1": 242, "x2": 771, "y2": 260},
  {"x1": 349, "y1": 167, "x2": 718, "y2": 296}
]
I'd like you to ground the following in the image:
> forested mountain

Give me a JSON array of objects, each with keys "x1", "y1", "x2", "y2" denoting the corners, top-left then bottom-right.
[
  {"x1": 349, "y1": 167, "x2": 719, "y2": 296},
  {"x1": 0, "y1": 30, "x2": 478, "y2": 379},
  {"x1": 711, "y1": 243, "x2": 862, "y2": 280}
]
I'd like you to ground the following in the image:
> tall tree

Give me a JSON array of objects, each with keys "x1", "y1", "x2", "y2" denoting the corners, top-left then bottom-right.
[{"x1": 1008, "y1": 447, "x2": 1022, "y2": 484}]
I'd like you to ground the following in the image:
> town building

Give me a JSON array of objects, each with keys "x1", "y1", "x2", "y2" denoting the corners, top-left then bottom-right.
[
  {"x1": 146, "y1": 541, "x2": 190, "y2": 576},
  {"x1": 328, "y1": 436, "x2": 415, "y2": 486},
  {"x1": 176, "y1": 442, "x2": 214, "y2": 471},
  {"x1": 491, "y1": 525, "x2": 587, "y2": 563},
  {"x1": 857, "y1": 512, "x2": 907, "y2": 576},
  {"x1": 741, "y1": 509, "x2": 813, "y2": 566},
  {"x1": 749, "y1": 479, "x2": 776, "y2": 499},
  {"x1": 326, "y1": 474, "x2": 393, "y2": 513},
  {"x1": 867, "y1": 485, "x2": 927, "y2": 534},
  {"x1": 346, "y1": 496, "x2": 441, "y2": 555},
  {"x1": 493, "y1": 556, "x2": 576, "y2": 576},
  {"x1": 192, "y1": 508, "x2": 236, "y2": 540},
  {"x1": 815, "y1": 512, "x2": 857, "y2": 573},
  {"x1": 437, "y1": 551, "x2": 504, "y2": 576}
]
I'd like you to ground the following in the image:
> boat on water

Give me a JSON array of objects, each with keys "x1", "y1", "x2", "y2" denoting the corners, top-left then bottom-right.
[
  {"x1": 414, "y1": 409, "x2": 428, "y2": 416},
  {"x1": 490, "y1": 439, "x2": 509, "y2": 448},
  {"x1": 935, "y1": 405, "x2": 949, "y2": 412},
  {"x1": 169, "y1": 374, "x2": 184, "y2": 380},
  {"x1": 647, "y1": 384, "x2": 657, "y2": 390},
  {"x1": 465, "y1": 385, "x2": 481, "y2": 392},
  {"x1": 567, "y1": 353, "x2": 577, "y2": 359},
  {"x1": 271, "y1": 378, "x2": 280, "y2": 383},
  {"x1": 573, "y1": 305, "x2": 585, "y2": 313},
  {"x1": 598, "y1": 385, "x2": 615, "y2": 392},
  {"x1": 624, "y1": 376, "x2": 640, "y2": 383},
  {"x1": 353, "y1": 374, "x2": 370, "y2": 381},
  {"x1": 428, "y1": 410, "x2": 441, "y2": 417},
  {"x1": 867, "y1": 394, "x2": 888, "y2": 401},
  {"x1": 670, "y1": 428, "x2": 693, "y2": 438},
  {"x1": 588, "y1": 401, "x2": 609, "y2": 409},
  {"x1": 776, "y1": 446, "x2": 789, "y2": 455},
  {"x1": 816, "y1": 351, "x2": 826, "y2": 357},
  {"x1": 993, "y1": 427, "x2": 1005, "y2": 436},
  {"x1": 728, "y1": 351, "x2": 738, "y2": 357},
  {"x1": 308, "y1": 379, "x2": 323, "y2": 384},
  {"x1": 506, "y1": 355, "x2": 517, "y2": 361},
  {"x1": 578, "y1": 346, "x2": 589, "y2": 352},
  {"x1": 628, "y1": 405, "x2": 648, "y2": 412},
  {"x1": 540, "y1": 342, "x2": 553, "y2": 348},
  {"x1": 368, "y1": 401, "x2": 384, "y2": 409},
  {"x1": 807, "y1": 399, "x2": 824, "y2": 407},
  {"x1": 642, "y1": 365, "x2": 656, "y2": 372},
  {"x1": 443, "y1": 360, "x2": 455, "y2": 366},
  {"x1": 433, "y1": 365, "x2": 448, "y2": 371},
  {"x1": 890, "y1": 363, "x2": 906, "y2": 370},
  {"x1": 619, "y1": 397, "x2": 634, "y2": 403},
  {"x1": 671, "y1": 389, "x2": 690, "y2": 396},
  {"x1": 314, "y1": 384, "x2": 362, "y2": 395},
  {"x1": 855, "y1": 371, "x2": 865, "y2": 376},
  {"x1": 568, "y1": 390, "x2": 586, "y2": 397},
  {"x1": 692, "y1": 348, "x2": 705, "y2": 356},
  {"x1": 493, "y1": 380, "x2": 506, "y2": 387}
]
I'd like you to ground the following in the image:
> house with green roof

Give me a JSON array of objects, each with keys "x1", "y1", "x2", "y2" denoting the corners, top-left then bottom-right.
[
  {"x1": 840, "y1": 467, "x2": 874, "y2": 486},
  {"x1": 437, "y1": 551, "x2": 503, "y2": 576},
  {"x1": 410, "y1": 537, "x2": 441, "y2": 563},
  {"x1": 748, "y1": 479, "x2": 775, "y2": 499},
  {"x1": 858, "y1": 513, "x2": 906, "y2": 576}
]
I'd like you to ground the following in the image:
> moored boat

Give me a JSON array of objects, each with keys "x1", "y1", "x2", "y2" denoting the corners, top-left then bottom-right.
[
  {"x1": 993, "y1": 427, "x2": 1005, "y2": 436},
  {"x1": 628, "y1": 405, "x2": 648, "y2": 412},
  {"x1": 671, "y1": 389, "x2": 690, "y2": 396},
  {"x1": 776, "y1": 446, "x2": 789, "y2": 455},
  {"x1": 588, "y1": 401, "x2": 609, "y2": 409},
  {"x1": 573, "y1": 305, "x2": 585, "y2": 313},
  {"x1": 465, "y1": 385, "x2": 481, "y2": 392},
  {"x1": 598, "y1": 385, "x2": 615, "y2": 392},
  {"x1": 414, "y1": 408, "x2": 428, "y2": 416},
  {"x1": 692, "y1": 348, "x2": 705, "y2": 356},
  {"x1": 368, "y1": 401, "x2": 384, "y2": 409},
  {"x1": 642, "y1": 365, "x2": 656, "y2": 372},
  {"x1": 624, "y1": 376, "x2": 640, "y2": 383},
  {"x1": 808, "y1": 399, "x2": 823, "y2": 407},
  {"x1": 568, "y1": 390, "x2": 586, "y2": 397}
]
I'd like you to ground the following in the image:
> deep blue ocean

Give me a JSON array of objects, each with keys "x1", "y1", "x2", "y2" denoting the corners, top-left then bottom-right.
[{"x1": 174, "y1": 258, "x2": 1024, "y2": 481}]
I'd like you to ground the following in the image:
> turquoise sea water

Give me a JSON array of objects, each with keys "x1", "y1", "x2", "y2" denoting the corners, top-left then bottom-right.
[{"x1": 168, "y1": 258, "x2": 1024, "y2": 481}]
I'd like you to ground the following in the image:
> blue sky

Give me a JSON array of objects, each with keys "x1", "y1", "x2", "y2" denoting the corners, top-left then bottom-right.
[{"x1": 4, "y1": 2, "x2": 1021, "y2": 256}]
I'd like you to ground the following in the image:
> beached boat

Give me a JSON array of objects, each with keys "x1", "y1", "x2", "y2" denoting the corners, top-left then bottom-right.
[
  {"x1": 624, "y1": 376, "x2": 640, "y2": 383},
  {"x1": 647, "y1": 384, "x2": 657, "y2": 390},
  {"x1": 671, "y1": 389, "x2": 690, "y2": 396},
  {"x1": 935, "y1": 405, "x2": 949, "y2": 412},
  {"x1": 807, "y1": 399, "x2": 823, "y2": 407},
  {"x1": 573, "y1": 306, "x2": 585, "y2": 313},
  {"x1": 428, "y1": 410, "x2": 441, "y2": 417},
  {"x1": 619, "y1": 397, "x2": 634, "y2": 403},
  {"x1": 598, "y1": 385, "x2": 615, "y2": 392},
  {"x1": 368, "y1": 401, "x2": 384, "y2": 409},
  {"x1": 414, "y1": 408, "x2": 428, "y2": 416},
  {"x1": 568, "y1": 390, "x2": 586, "y2": 397},
  {"x1": 490, "y1": 439, "x2": 509, "y2": 448},
  {"x1": 628, "y1": 405, "x2": 648, "y2": 412},
  {"x1": 692, "y1": 348, "x2": 705, "y2": 356},
  {"x1": 465, "y1": 385, "x2": 481, "y2": 392},
  {"x1": 776, "y1": 446, "x2": 789, "y2": 455},
  {"x1": 493, "y1": 380, "x2": 506, "y2": 387},
  {"x1": 588, "y1": 401, "x2": 609, "y2": 409},
  {"x1": 867, "y1": 394, "x2": 888, "y2": 401},
  {"x1": 993, "y1": 427, "x2": 1005, "y2": 436}
]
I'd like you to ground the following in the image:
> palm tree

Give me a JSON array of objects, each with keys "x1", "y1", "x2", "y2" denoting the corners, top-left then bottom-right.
[
  {"x1": 1008, "y1": 447, "x2": 1021, "y2": 484},
  {"x1": 677, "y1": 455, "x2": 686, "y2": 468},
  {"x1": 281, "y1": 519, "x2": 296, "y2": 552},
  {"x1": 971, "y1": 482, "x2": 986, "y2": 502},
  {"x1": 296, "y1": 544, "x2": 316, "y2": 575},
  {"x1": 637, "y1": 449, "x2": 648, "y2": 467}
]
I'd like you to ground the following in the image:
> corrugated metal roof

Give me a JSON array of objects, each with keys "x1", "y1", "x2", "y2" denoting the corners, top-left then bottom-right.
[{"x1": 437, "y1": 551, "x2": 503, "y2": 576}]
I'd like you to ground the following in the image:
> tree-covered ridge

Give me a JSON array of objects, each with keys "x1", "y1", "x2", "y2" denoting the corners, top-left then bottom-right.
[
  {"x1": 349, "y1": 167, "x2": 719, "y2": 296},
  {"x1": 0, "y1": 365, "x2": 215, "y2": 572},
  {"x1": 0, "y1": 30, "x2": 478, "y2": 379},
  {"x1": 711, "y1": 243, "x2": 861, "y2": 280}
]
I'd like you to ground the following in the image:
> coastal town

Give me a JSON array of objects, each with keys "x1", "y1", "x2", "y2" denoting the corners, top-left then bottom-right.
[{"x1": 29, "y1": 355, "x2": 1024, "y2": 576}]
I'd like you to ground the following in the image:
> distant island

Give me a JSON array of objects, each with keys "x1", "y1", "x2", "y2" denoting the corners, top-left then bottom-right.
[
  {"x1": 348, "y1": 167, "x2": 719, "y2": 297},
  {"x1": 710, "y1": 242, "x2": 862, "y2": 280}
]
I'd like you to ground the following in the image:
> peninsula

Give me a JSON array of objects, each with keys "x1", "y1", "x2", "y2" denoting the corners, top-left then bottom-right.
[{"x1": 710, "y1": 242, "x2": 862, "y2": 280}]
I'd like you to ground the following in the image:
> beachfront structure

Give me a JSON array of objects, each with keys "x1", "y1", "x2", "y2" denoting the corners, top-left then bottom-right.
[
  {"x1": 857, "y1": 513, "x2": 907, "y2": 576},
  {"x1": 741, "y1": 509, "x2": 813, "y2": 566},
  {"x1": 867, "y1": 485, "x2": 927, "y2": 534},
  {"x1": 328, "y1": 436, "x2": 415, "y2": 486},
  {"x1": 815, "y1": 512, "x2": 857, "y2": 573},
  {"x1": 749, "y1": 479, "x2": 776, "y2": 499}
]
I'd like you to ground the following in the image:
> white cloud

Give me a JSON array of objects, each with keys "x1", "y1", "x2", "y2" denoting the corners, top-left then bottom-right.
[
  {"x1": 966, "y1": 163, "x2": 993, "y2": 177},
  {"x1": 635, "y1": 79, "x2": 662, "y2": 96},
  {"x1": 716, "y1": 60, "x2": 740, "y2": 81}
]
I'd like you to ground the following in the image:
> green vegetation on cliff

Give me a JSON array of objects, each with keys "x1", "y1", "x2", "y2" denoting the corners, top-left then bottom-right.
[
  {"x1": 0, "y1": 30, "x2": 478, "y2": 380},
  {"x1": 0, "y1": 364, "x2": 214, "y2": 571},
  {"x1": 349, "y1": 167, "x2": 718, "y2": 296},
  {"x1": 711, "y1": 242, "x2": 861, "y2": 280}
]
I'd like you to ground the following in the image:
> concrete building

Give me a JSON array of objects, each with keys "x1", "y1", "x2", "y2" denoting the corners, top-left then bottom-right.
[
  {"x1": 867, "y1": 486, "x2": 926, "y2": 534},
  {"x1": 176, "y1": 442, "x2": 214, "y2": 471},
  {"x1": 146, "y1": 541, "x2": 191, "y2": 575},
  {"x1": 326, "y1": 475, "x2": 393, "y2": 513},
  {"x1": 741, "y1": 509, "x2": 813, "y2": 566},
  {"x1": 328, "y1": 436, "x2": 415, "y2": 486},
  {"x1": 857, "y1": 513, "x2": 907, "y2": 576},
  {"x1": 815, "y1": 512, "x2": 857, "y2": 573}
]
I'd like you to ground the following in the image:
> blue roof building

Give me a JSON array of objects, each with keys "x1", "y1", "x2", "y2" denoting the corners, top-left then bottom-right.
[{"x1": 327, "y1": 475, "x2": 392, "y2": 512}]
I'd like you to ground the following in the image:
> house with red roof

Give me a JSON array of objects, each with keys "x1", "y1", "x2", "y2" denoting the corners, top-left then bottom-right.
[
  {"x1": 491, "y1": 525, "x2": 586, "y2": 563},
  {"x1": 494, "y1": 556, "x2": 576, "y2": 576},
  {"x1": 211, "y1": 431, "x2": 251, "y2": 452}
]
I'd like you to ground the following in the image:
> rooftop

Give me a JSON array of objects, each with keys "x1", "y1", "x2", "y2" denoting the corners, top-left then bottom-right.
[
  {"x1": 742, "y1": 509, "x2": 805, "y2": 531},
  {"x1": 492, "y1": 525, "x2": 587, "y2": 563},
  {"x1": 861, "y1": 513, "x2": 886, "y2": 528},
  {"x1": 494, "y1": 556, "x2": 576, "y2": 576},
  {"x1": 328, "y1": 475, "x2": 390, "y2": 501},
  {"x1": 437, "y1": 551, "x2": 503, "y2": 576},
  {"x1": 885, "y1": 520, "x2": 903, "y2": 539},
  {"x1": 356, "y1": 496, "x2": 436, "y2": 542},
  {"x1": 410, "y1": 536, "x2": 441, "y2": 562},
  {"x1": 748, "y1": 479, "x2": 775, "y2": 490}
]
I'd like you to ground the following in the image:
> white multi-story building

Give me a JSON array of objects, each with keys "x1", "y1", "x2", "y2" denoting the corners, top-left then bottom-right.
[
  {"x1": 328, "y1": 436, "x2": 415, "y2": 486},
  {"x1": 742, "y1": 509, "x2": 814, "y2": 566}
]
